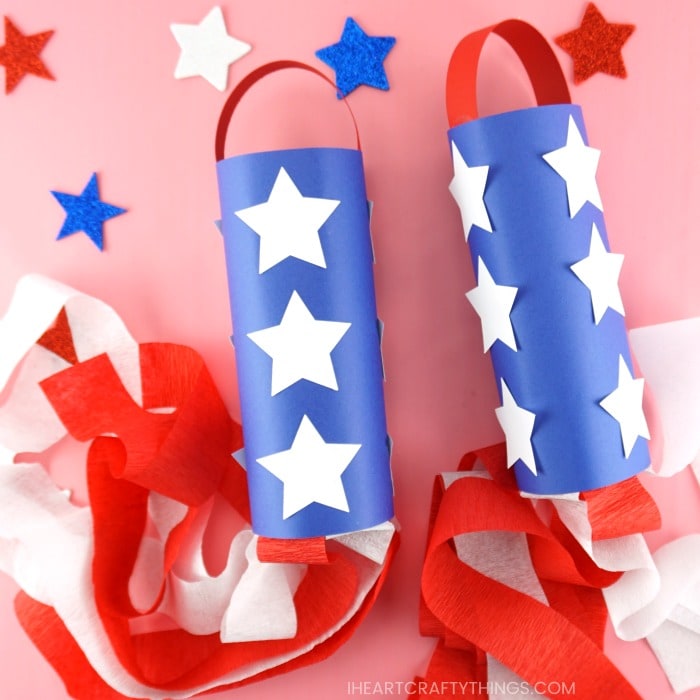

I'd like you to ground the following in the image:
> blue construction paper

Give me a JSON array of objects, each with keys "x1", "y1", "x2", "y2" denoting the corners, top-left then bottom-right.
[
  {"x1": 217, "y1": 147, "x2": 393, "y2": 537},
  {"x1": 449, "y1": 104, "x2": 650, "y2": 494}
]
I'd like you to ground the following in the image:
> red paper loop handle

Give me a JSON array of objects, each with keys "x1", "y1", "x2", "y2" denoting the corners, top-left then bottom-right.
[
  {"x1": 446, "y1": 19, "x2": 571, "y2": 127},
  {"x1": 215, "y1": 60, "x2": 361, "y2": 162}
]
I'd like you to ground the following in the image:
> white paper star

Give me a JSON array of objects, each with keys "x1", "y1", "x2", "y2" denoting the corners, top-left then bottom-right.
[
  {"x1": 448, "y1": 141, "x2": 492, "y2": 241},
  {"x1": 495, "y1": 379, "x2": 537, "y2": 475},
  {"x1": 247, "y1": 291, "x2": 351, "y2": 396},
  {"x1": 257, "y1": 415, "x2": 360, "y2": 519},
  {"x1": 600, "y1": 355, "x2": 650, "y2": 458},
  {"x1": 170, "y1": 6, "x2": 251, "y2": 91},
  {"x1": 466, "y1": 257, "x2": 518, "y2": 352},
  {"x1": 542, "y1": 115, "x2": 603, "y2": 218},
  {"x1": 571, "y1": 223, "x2": 625, "y2": 324},
  {"x1": 235, "y1": 167, "x2": 340, "y2": 274}
]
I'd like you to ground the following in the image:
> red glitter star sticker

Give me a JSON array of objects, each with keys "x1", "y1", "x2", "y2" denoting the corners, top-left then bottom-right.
[
  {"x1": 0, "y1": 16, "x2": 54, "y2": 94},
  {"x1": 555, "y1": 3, "x2": 635, "y2": 84}
]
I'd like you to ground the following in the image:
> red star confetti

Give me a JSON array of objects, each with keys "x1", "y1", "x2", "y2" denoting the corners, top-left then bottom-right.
[
  {"x1": 0, "y1": 16, "x2": 54, "y2": 94},
  {"x1": 555, "y1": 3, "x2": 635, "y2": 84}
]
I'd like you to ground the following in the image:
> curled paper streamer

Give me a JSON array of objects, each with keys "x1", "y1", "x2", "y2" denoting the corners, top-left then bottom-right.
[
  {"x1": 0, "y1": 275, "x2": 397, "y2": 699},
  {"x1": 446, "y1": 20, "x2": 649, "y2": 495},
  {"x1": 216, "y1": 62, "x2": 393, "y2": 538}
]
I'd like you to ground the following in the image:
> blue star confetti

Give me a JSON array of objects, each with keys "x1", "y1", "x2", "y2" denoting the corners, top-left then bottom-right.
[
  {"x1": 51, "y1": 173, "x2": 126, "y2": 251},
  {"x1": 315, "y1": 17, "x2": 396, "y2": 98}
]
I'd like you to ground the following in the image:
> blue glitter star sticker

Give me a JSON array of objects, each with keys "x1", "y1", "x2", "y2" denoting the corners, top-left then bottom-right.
[
  {"x1": 315, "y1": 17, "x2": 396, "y2": 97},
  {"x1": 51, "y1": 173, "x2": 126, "y2": 251}
]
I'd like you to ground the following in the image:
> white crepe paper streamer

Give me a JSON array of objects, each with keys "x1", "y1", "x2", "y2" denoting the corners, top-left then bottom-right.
[
  {"x1": 221, "y1": 535, "x2": 306, "y2": 642},
  {"x1": 448, "y1": 472, "x2": 546, "y2": 700},
  {"x1": 487, "y1": 657, "x2": 538, "y2": 699},
  {"x1": 0, "y1": 275, "x2": 395, "y2": 699},
  {"x1": 0, "y1": 274, "x2": 141, "y2": 403},
  {"x1": 629, "y1": 319, "x2": 700, "y2": 477}
]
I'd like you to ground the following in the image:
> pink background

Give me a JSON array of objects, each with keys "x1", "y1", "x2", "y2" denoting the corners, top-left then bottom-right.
[{"x1": 1, "y1": 0, "x2": 699, "y2": 698}]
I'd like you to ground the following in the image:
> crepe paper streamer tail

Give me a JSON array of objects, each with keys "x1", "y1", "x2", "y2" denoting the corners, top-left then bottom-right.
[
  {"x1": 216, "y1": 61, "x2": 394, "y2": 539},
  {"x1": 417, "y1": 444, "x2": 660, "y2": 700},
  {"x1": 415, "y1": 312, "x2": 700, "y2": 695},
  {"x1": 446, "y1": 20, "x2": 649, "y2": 495},
  {"x1": 0, "y1": 275, "x2": 397, "y2": 699}
]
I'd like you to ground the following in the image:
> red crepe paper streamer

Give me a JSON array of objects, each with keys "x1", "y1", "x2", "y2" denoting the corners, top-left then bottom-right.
[
  {"x1": 417, "y1": 444, "x2": 660, "y2": 699},
  {"x1": 555, "y1": 3, "x2": 635, "y2": 84},
  {"x1": 9, "y1": 305, "x2": 398, "y2": 699}
]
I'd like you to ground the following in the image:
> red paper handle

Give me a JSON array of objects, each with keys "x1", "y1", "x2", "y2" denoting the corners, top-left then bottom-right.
[
  {"x1": 215, "y1": 60, "x2": 361, "y2": 162},
  {"x1": 446, "y1": 19, "x2": 570, "y2": 127}
]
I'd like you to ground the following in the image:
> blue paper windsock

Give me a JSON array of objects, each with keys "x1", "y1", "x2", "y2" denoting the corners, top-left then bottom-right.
[
  {"x1": 446, "y1": 22, "x2": 650, "y2": 494},
  {"x1": 215, "y1": 62, "x2": 393, "y2": 538}
]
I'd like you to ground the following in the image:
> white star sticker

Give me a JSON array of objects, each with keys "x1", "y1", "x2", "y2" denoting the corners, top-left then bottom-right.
[
  {"x1": 247, "y1": 291, "x2": 351, "y2": 396},
  {"x1": 466, "y1": 257, "x2": 518, "y2": 352},
  {"x1": 235, "y1": 167, "x2": 340, "y2": 274},
  {"x1": 257, "y1": 415, "x2": 360, "y2": 519},
  {"x1": 571, "y1": 223, "x2": 625, "y2": 324},
  {"x1": 542, "y1": 115, "x2": 603, "y2": 218},
  {"x1": 170, "y1": 6, "x2": 251, "y2": 91},
  {"x1": 600, "y1": 355, "x2": 650, "y2": 458},
  {"x1": 495, "y1": 380, "x2": 537, "y2": 475},
  {"x1": 448, "y1": 141, "x2": 492, "y2": 241}
]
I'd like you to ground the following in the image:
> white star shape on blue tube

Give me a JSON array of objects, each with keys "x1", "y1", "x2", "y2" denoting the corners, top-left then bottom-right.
[
  {"x1": 542, "y1": 115, "x2": 603, "y2": 218},
  {"x1": 235, "y1": 167, "x2": 340, "y2": 274},
  {"x1": 448, "y1": 141, "x2": 492, "y2": 241},
  {"x1": 170, "y1": 6, "x2": 251, "y2": 91},
  {"x1": 466, "y1": 257, "x2": 519, "y2": 352},
  {"x1": 257, "y1": 415, "x2": 361, "y2": 519},
  {"x1": 495, "y1": 379, "x2": 538, "y2": 475},
  {"x1": 247, "y1": 291, "x2": 351, "y2": 396},
  {"x1": 571, "y1": 223, "x2": 625, "y2": 324},
  {"x1": 600, "y1": 355, "x2": 650, "y2": 458}
]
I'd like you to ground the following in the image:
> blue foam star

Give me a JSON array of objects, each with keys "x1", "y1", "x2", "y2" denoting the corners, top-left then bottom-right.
[
  {"x1": 315, "y1": 17, "x2": 396, "y2": 97},
  {"x1": 51, "y1": 173, "x2": 126, "y2": 251}
]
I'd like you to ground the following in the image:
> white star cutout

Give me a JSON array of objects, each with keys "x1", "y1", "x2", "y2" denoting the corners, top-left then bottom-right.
[
  {"x1": 466, "y1": 257, "x2": 519, "y2": 352},
  {"x1": 571, "y1": 223, "x2": 625, "y2": 324},
  {"x1": 247, "y1": 291, "x2": 351, "y2": 396},
  {"x1": 600, "y1": 356, "x2": 650, "y2": 458},
  {"x1": 542, "y1": 115, "x2": 603, "y2": 218},
  {"x1": 448, "y1": 141, "x2": 492, "y2": 241},
  {"x1": 171, "y1": 6, "x2": 251, "y2": 91},
  {"x1": 495, "y1": 379, "x2": 537, "y2": 475},
  {"x1": 257, "y1": 415, "x2": 360, "y2": 519},
  {"x1": 235, "y1": 167, "x2": 340, "y2": 274}
]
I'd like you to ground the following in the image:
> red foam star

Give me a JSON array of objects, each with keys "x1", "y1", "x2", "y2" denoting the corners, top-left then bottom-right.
[
  {"x1": 555, "y1": 3, "x2": 635, "y2": 84},
  {"x1": 0, "y1": 16, "x2": 54, "y2": 94}
]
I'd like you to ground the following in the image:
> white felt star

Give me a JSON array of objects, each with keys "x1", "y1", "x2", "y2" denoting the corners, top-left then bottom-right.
[
  {"x1": 466, "y1": 257, "x2": 518, "y2": 352},
  {"x1": 600, "y1": 355, "x2": 650, "y2": 458},
  {"x1": 448, "y1": 141, "x2": 492, "y2": 241},
  {"x1": 542, "y1": 115, "x2": 603, "y2": 218},
  {"x1": 235, "y1": 167, "x2": 340, "y2": 274},
  {"x1": 170, "y1": 6, "x2": 251, "y2": 91},
  {"x1": 247, "y1": 291, "x2": 351, "y2": 396},
  {"x1": 571, "y1": 223, "x2": 625, "y2": 324},
  {"x1": 257, "y1": 415, "x2": 360, "y2": 519},
  {"x1": 495, "y1": 379, "x2": 537, "y2": 475}
]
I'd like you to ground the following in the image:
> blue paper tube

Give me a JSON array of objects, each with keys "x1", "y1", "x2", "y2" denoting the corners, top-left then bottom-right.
[
  {"x1": 216, "y1": 64, "x2": 393, "y2": 538},
  {"x1": 446, "y1": 22, "x2": 650, "y2": 494}
]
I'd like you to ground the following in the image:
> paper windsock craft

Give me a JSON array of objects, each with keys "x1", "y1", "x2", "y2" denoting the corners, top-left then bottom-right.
[
  {"x1": 216, "y1": 62, "x2": 394, "y2": 539},
  {"x1": 447, "y1": 20, "x2": 649, "y2": 495},
  {"x1": 417, "y1": 20, "x2": 700, "y2": 700}
]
